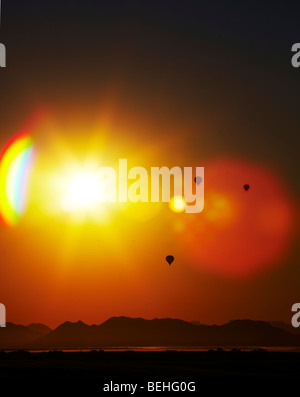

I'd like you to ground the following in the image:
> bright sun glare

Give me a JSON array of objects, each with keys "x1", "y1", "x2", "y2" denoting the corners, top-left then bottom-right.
[
  {"x1": 169, "y1": 196, "x2": 186, "y2": 213},
  {"x1": 61, "y1": 172, "x2": 103, "y2": 212}
]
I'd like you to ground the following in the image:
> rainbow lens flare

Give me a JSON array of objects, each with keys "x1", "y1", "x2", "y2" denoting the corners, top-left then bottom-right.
[{"x1": 0, "y1": 133, "x2": 34, "y2": 227}]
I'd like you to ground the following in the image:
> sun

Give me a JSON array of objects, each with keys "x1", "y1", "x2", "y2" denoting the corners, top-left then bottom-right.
[{"x1": 61, "y1": 171, "x2": 104, "y2": 212}]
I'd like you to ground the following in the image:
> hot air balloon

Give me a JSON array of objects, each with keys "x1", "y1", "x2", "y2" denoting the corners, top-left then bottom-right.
[
  {"x1": 194, "y1": 176, "x2": 202, "y2": 185},
  {"x1": 166, "y1": 255, "x2": 174, "y2": 266},
  {"x1": 243, "y1": 184, "x2": 250, "y2": 191}
]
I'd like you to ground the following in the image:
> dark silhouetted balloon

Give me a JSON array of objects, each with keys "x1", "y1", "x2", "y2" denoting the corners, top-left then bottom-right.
[
  {"x1": 194, "y1": 176, "x2": 202, "y2": 185},
  {"x1": 243, "y1": 184, "x2": 250, "y2": 191},
  {"x1": 166, "y1": 255, "x2": 174, "y2": 266}
]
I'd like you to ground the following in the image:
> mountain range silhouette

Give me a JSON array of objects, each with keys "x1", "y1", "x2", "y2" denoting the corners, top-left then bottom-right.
[{"x1": 0, "y1": 317, "x2": 299, "y2": 349}]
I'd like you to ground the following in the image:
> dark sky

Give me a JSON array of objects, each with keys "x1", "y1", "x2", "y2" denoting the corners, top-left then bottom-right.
[{"x1": 1, "y1": 0, "x2": 299, "y2": 189}]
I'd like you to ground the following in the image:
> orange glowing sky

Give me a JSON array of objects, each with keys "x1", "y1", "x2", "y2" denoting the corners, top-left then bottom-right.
[{"x1": 0, "y1": 112, "x2": 298, "y2": 328}]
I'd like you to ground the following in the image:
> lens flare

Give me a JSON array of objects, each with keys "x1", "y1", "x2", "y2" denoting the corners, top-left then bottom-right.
[
  {"x1": 169, "y1": 196, "x2": 186, "y2": 213},
  {"x1": 0, "y1": 133, "x2": 34, "y2": 227},
  {"x1": 181, "y1": 158, "x2": 297, "y2": 278}
]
